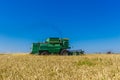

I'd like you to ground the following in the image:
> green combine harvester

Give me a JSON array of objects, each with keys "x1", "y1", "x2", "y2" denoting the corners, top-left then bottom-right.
[{"x1": 31, "y1": 37, "x2": 84, "y2": 55}]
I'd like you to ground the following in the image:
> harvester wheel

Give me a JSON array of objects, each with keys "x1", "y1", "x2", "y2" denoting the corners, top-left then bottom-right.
[
  {"x1": 60, "y1": 49, "x2": 69, "y2": 55},
  {"x1": 40, "y1": 51, "x2": 49, "y2": 55}
]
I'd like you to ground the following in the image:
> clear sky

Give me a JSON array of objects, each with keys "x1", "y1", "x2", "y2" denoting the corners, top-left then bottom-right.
[{"x1": 0, "y1": 0, "x2": 120, "y2": 53}]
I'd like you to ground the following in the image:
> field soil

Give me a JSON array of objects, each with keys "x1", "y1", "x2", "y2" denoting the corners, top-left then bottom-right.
[{"x1": 0, "y1": 54, "x2": 120, "y2": 80}]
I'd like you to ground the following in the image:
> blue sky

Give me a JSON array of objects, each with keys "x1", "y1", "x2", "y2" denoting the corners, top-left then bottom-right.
[{"x1": 0, "y1": 0, "x2": 120, "y2": 53}]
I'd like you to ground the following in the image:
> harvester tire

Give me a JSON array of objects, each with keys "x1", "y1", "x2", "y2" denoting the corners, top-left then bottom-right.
[
  {"x1": 60, "y1": 49, "x2": 69, "y2": 55},
  {"x1": 40, "y1": 51, "x2": 49, "y2": 55}
]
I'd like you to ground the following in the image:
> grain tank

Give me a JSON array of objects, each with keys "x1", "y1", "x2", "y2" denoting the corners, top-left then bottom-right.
[{"x1": 31, "y1": 38, "x2": 70, "y2": 55}]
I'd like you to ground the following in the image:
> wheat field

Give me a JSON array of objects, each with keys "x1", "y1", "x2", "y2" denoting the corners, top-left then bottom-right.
[{"x1": 0, "y1": 54, "x2": 120, "y2": 80}]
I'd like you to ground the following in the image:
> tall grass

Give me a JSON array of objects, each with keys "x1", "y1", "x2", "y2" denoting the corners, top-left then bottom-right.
[{"x1": 0, "y1": 54, "x2": 120, "y2": 80}]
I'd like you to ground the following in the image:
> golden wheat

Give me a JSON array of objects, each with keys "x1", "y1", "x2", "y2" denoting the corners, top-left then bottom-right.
[{"x1": 0, "y1": 54, "x2": 120, "y2": 80}]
